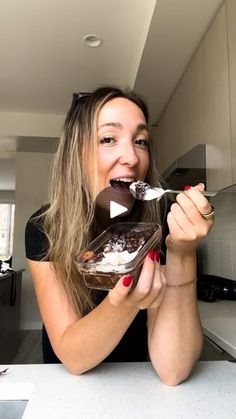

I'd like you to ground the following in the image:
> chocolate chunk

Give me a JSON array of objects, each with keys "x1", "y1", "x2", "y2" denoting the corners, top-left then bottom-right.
[{"x1": 134, "y1": 181, "x2": 149, "y2": 200}]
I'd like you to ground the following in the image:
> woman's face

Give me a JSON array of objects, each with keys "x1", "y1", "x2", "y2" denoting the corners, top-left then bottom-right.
[{"x1": 94, "y1": 97, "x2": 150, "y2": 196}]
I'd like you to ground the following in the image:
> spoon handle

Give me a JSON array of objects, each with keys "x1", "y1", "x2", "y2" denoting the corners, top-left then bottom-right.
[
  {"x1": 165, "y1": 189, "x2": 217, "y2": 197},
  {"x1": 202, "y1": 191, "x2": 217, "y2": 196}
]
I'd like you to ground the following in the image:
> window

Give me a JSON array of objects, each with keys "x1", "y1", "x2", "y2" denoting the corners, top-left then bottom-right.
[{"x1": 0, "y1": 204, "x2": 15, "y2": 259}]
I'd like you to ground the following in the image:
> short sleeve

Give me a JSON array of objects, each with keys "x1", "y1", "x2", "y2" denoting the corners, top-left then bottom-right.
[{"x1": 25, "y1": 206, "x2": 49, "y2": 261}]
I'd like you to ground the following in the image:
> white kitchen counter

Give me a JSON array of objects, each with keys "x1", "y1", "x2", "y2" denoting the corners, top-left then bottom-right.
[
  {"x1": 198, "y1": 300, "x2": 236, "y2": 358},
  {"x1": 0, "y1": 362, "x2": 236, "y2": 418}
]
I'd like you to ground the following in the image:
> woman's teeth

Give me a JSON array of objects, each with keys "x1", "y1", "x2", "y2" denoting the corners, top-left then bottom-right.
[
  {"x1": 110, "y1": 179, "x2": 134, "y2": 190},
  {"x1": 111, "y1": 178, "x2": 134, "y2": 183}
]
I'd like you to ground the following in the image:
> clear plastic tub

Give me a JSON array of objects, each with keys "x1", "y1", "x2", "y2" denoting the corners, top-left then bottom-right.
[{"x1": 75, "y1": 222, "x2": 162, "y2": 290}]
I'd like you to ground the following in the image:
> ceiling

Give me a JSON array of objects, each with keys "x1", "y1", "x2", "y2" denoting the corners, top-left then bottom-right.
[{"x1": 0, "y1": 0, "x2": 223, "y2": 189}]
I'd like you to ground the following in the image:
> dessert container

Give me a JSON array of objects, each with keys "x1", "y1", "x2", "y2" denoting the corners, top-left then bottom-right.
[{"x1": 75, "y1": 222, "x2": 162, "y2": 291}]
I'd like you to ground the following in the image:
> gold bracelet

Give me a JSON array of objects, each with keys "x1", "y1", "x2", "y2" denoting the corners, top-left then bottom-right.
[{"x1": 166, "y1": 278, "x2": 196, "y2": 288}]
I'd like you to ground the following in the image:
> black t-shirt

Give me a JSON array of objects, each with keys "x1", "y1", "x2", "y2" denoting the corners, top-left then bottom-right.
[{"x1": 25, "y1": 207, "x2": 149, "y2": 363}]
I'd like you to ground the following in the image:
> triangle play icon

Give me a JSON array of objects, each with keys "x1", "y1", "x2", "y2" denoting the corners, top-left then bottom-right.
[{"x1": 110, "y1": 201, "x2": 128, "y2": 218}]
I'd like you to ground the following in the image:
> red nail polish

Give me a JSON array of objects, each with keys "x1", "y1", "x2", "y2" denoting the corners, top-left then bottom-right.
[
  {"x1": 148, "y1": 250, "x2": 156, "y2": 262},
  {"x1": 123, "y1": 275, "x2": 133, "y2": 287},
  {"x1": 155, "y1": 251, "x2": 160, "y2": 262},
  {"x1": 184, "y1": 185, "x2": 191, "y2": 191}
]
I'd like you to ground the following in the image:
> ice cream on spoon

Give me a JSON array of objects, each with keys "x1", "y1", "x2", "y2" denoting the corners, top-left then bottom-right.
[{"x1": 129, "y1": 181, "x2": 217, "y2": 201}]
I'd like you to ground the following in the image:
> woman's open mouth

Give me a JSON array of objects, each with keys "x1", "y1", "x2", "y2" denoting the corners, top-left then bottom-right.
[{"x1": 110, "y1": 178, "x2": 134, "y2": 194}]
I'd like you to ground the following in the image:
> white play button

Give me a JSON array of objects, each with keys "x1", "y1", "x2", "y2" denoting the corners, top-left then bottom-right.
[
  {"x1": 94, "y1": 186, "x2": 134, "y2": 226},
  {"x1": 110, "y1": 201, "x2": 128, "y2": 218}
]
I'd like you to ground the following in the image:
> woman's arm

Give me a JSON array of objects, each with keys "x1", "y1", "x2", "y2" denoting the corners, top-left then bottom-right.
[
  {"x1": 28, "y1": 249, "x2": 167, "y2": 375},
  {"x1": 147, "y1": 184, "x2": 214, "y2": 386},
  {"x1": 148, "y1": 252, "x2": 203, "y2": 386},
  {"x1": 28, "y1": 259, "x2": 139, "y2": 374}
]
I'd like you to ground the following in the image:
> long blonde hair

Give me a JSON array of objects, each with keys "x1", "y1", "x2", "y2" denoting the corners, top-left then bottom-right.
[{"x1": 42, "y1": 87, "x2": 166, "y2": 315}]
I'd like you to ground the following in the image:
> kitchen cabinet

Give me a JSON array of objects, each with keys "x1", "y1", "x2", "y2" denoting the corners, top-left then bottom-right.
[
  {"x1": 154, "y1": 45, "x2": 205, "y2": 175},
  {"x1": 201, "y1": 336, "x2": 234, "y2": 361},
  {"x1": 203, "y1": 3, "x2": 232, "y2": 190},
  {"x1": 198, "y1": 300, "x2": 236, "y2": 360},
  {"x1": 156, "y1": 3, "x2": 235, "y2": 191},
  {"x1": 226, "y1": 0, "x2": 236, "y2": 183}
]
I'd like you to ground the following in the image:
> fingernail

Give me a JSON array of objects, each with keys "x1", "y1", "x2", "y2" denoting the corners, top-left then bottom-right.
[
  {"x1": 148, "y1": 250, "x2": 156, "y2": 262},
  {"x1": 155, "y1": 251, "x2": 160, "y2": 262},
  {"x1": 123, "y1": 275, "x2": 133, "y2": 287},
  {"x1": 184, "y1": 185, "x2": 191, "y2": 191}
]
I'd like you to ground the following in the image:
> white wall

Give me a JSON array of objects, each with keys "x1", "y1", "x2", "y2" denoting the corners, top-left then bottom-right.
[{"x1": 13, "y1": 151, "x2": 54, "y2": 329}]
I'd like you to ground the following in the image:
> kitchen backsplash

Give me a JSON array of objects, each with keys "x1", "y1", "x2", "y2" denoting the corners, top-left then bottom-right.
[{"x1": 198, "y1": 191, "x2": 236, "y2": 279}]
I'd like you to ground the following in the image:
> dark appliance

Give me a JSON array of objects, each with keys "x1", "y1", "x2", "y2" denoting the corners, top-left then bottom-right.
[{"x1": 197, "y1": 274, "x2": 236, "y2": 302}]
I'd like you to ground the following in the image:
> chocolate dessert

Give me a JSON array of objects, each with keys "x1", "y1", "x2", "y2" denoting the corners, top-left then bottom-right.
[
  {"x1": 133, "y1": 181, "x2": 149, "y2": 200},
  {"x1": 76, "y1": 222, "x2": 162, "y2": 290}
]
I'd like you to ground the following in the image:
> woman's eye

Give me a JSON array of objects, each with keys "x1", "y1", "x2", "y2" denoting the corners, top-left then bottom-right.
[
  {"x1": 135, "y1": 139, "x2": 149, "y2": 148},
  {"x1": 100, "y1": 136, "x2": 115, "y2": 145}
]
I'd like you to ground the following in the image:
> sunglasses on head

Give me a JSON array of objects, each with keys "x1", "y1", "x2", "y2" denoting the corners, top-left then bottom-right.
[{"x1": 71, "y1": 92, "x2": 91, "y2": 109}]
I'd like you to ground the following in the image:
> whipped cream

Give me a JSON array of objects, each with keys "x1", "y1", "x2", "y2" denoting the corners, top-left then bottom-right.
[{"x1": 96, "y1": 250, "x2": 138, "y2": 273}]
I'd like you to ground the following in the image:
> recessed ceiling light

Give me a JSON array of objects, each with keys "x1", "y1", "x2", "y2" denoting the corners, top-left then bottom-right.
[{"x1": 83, "y1": 34, "x2": 103, "y2": 48}]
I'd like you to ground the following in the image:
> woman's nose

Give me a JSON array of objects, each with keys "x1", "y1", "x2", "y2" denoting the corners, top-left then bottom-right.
[{"x1": 118, "y1": 143, "x2": 139, "y2": 166}]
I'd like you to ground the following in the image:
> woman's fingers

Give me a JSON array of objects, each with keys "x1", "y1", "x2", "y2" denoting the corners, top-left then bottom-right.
[
  {"x1": 108, "y1": 274, "x2": 133, "y2": 306},
  {"x1": 108, "y1": 250, "x2": 166, "y2": 310},
  {"x1": 126, "y1": 251, "x2": 165, "y2": 309},
  {"x1": 166, "y1": 183, "x2": 214, "y2": 251},
  {"x1": 183, "y1": 184, "x2": 213, "y2": 216},
  {"x1": 180, "y1": 184, "x2": 215, "y2": 233},
  {"x1": 129, "y1": 251, "x2": 157, "y2": 303},
  {"x1": 109, "y1": 251, "x2": 156, "y2": 308}
]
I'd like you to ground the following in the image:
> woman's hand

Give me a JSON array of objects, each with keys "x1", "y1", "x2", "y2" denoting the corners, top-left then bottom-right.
[
  {"x1": 109, "y1": 251, "x2": 166, "y2": 310},
  {"x1": 166, "y1": 183, "x2": 214, "y2": 254}
]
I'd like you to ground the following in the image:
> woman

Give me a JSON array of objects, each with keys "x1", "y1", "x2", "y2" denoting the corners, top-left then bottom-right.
[{"x1": 25, "y1": 86, "x2": 214, "y2": 385}]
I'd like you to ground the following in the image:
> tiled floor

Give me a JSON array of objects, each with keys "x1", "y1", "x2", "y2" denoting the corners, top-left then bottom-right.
[{"x1": 11, "y1": 330, "x2": 43, "y2": 364}]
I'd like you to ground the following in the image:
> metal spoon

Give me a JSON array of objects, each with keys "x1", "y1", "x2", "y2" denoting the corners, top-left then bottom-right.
[{"x1": 129, "y1": 181, "x2": 217, "y2": 201}]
